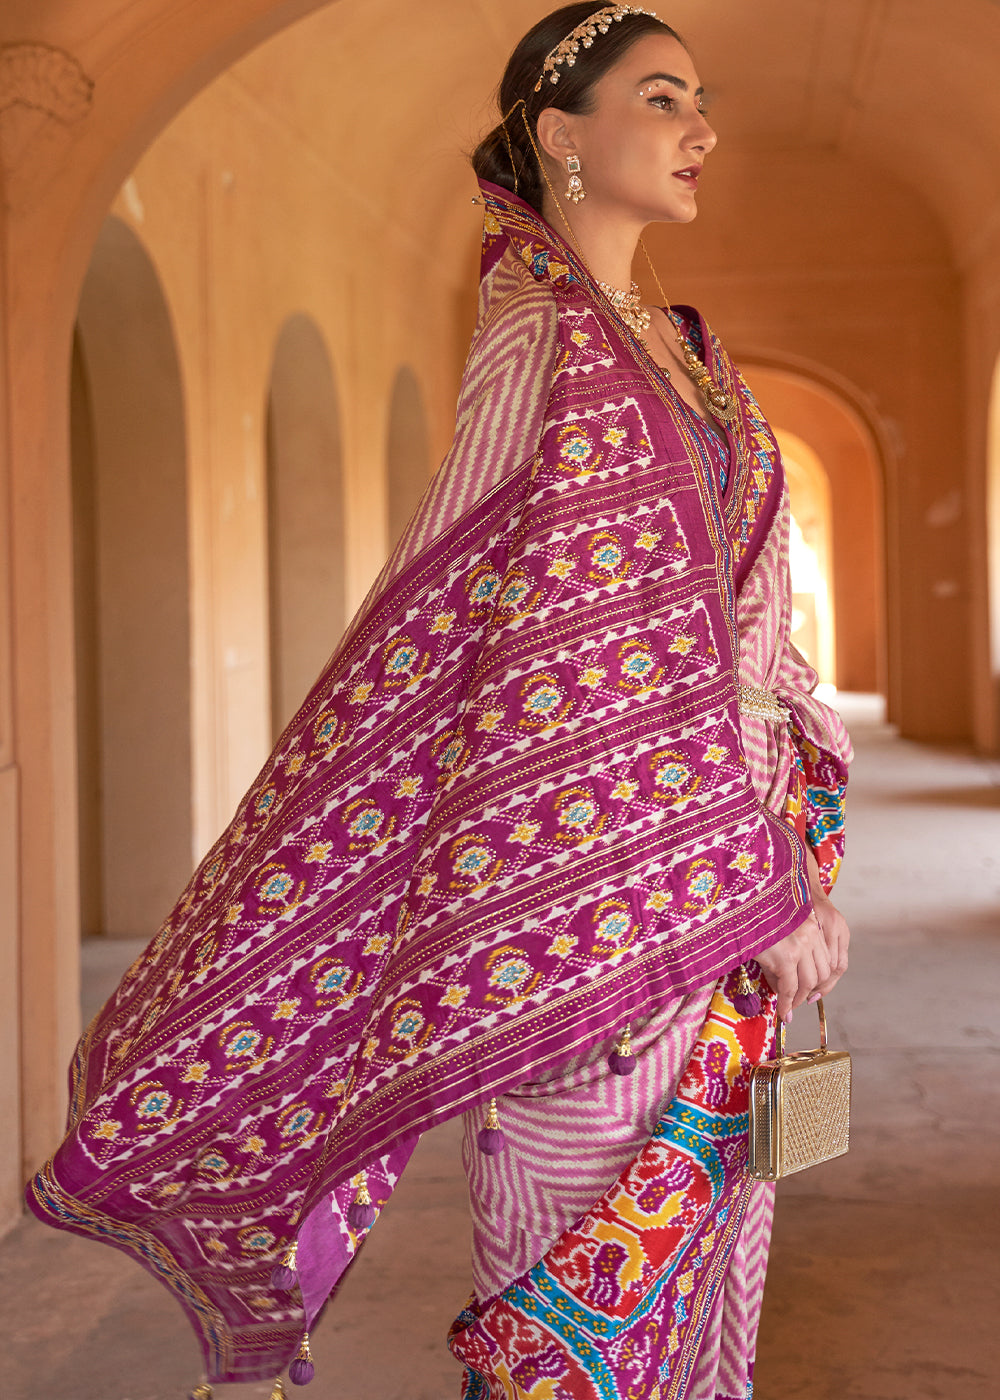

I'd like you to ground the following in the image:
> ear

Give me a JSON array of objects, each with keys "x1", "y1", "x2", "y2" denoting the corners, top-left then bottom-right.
[{"x1": 535, "y1": 107, "x2": 582, "y2": 164}]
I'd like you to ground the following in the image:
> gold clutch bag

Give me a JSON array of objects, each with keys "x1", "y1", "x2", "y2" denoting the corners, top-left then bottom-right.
[{"x1": 748, "y1": 998, "x2": 852, "y2": 1181}]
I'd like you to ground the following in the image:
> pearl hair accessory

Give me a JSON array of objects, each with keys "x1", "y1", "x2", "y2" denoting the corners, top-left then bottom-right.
[{"x1": 534, "y1": 5, "x2": 661, "y2": 92}]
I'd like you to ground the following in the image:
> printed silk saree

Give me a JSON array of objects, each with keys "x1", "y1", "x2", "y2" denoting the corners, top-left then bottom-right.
[{"x1": 27, "y1": 181, "x2": 849, "y2": 1389}]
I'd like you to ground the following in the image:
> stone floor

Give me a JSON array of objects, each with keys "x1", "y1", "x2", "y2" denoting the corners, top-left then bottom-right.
[{"x1": 3, "y1": 697, "x2": 998, "y2": 1400}]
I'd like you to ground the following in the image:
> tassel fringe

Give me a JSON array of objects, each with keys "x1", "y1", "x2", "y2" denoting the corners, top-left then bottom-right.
[
  {"x1": 346, "y1": 1174, "x2": 377, "y2": 1232},
  {"x1": 289, "y1": 1332, "x2": 316, "y2": 1386},
  {"x1": 732, "y1": 964, "x2": 762, "y2": 1017},
  {"x1": 476, "y1": 1097, "x2": 506, "y2": 1155},
  {"x1": 270, "y1": 1240, "x2": 298, "y2": 1291},
  {"x1": 607, "y1": 1025, "x2": 636, "y2": 1076}
]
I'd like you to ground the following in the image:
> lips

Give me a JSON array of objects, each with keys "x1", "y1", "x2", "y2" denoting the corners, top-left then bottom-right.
[{"x1": 673, "y1": 166, "x2": 702, "y2": 187}]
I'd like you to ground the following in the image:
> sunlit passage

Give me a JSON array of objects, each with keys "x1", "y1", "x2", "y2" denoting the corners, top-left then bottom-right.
[{"x1": 777, "y1": 427, "x2": 836, "y2": 687}]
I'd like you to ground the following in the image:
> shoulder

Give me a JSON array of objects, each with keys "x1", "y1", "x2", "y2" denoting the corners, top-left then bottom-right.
[
  {"x1": 457, "y1": 255, "x2": 559, "y2": 418},
  {"x1": 473, "y1": 252, "x2": 559, "y2": 356}
]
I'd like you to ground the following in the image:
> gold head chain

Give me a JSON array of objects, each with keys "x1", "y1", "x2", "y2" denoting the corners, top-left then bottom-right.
[{"x1": 534, "y1": 5, "x2": 661, "y2": 92}]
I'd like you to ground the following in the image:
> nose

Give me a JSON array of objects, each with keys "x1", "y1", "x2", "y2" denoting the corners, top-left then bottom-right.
[{"x1": 688, "y1": 109, "x2": 718, "y2": 157}]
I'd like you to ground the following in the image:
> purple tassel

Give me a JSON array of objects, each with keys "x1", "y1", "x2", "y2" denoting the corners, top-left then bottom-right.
[
  {"x1": 608, "y1": 1026, "x2": 635, "y2": 1076},
  {"x1": 732, "y1": 965, "x2": 762, "y2": 1017},
  {"x1": 346, "y1": 1198, "x2": 377, "y2": 1231},
  {"x1": 270, "y1": 1243, "x2": 297, "y2": 1291},
  {"x1": 477, "y1": 1126, "x2": 506, "y2": 1155},
  {"x1": 289, "y1": 1336, "x2": 315, "y2": 1385},
  {"x1": 346, "y1": 1179, "x2": 377, "y2": 1232},
  {"x1": 477, "y1": 1098, "x2": 506, "y2": 1155},
  {"x1": 733, "y1": 990, "x2": 762, "y2": 1016}
]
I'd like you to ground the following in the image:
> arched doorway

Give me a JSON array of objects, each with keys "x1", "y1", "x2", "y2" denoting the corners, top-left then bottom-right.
[
  {"x1": 71, "y1": 216, "x2": 192, "y2": 940},
  {"x1": 741, "y1": 364, "x2": 887, "y2": 704},
  {"x1": 386, "y1": 366, "x2": 431, "y2": 551},
  {"x1": 265, "y1": 314, "x2": 345, "y2": 739}
]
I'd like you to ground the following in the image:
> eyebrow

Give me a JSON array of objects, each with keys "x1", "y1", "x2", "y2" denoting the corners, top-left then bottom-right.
[{"x1": 637, "y1": 71, "x2": 705, "y2": 97}]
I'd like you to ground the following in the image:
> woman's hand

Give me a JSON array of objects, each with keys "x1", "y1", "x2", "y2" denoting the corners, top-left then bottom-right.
[{"x1": 755, "y1": 848, "x2": 850, "y2": 1023}]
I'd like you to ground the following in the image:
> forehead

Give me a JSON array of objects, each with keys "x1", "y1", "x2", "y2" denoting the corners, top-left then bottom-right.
[{"x1": 605, "y1": 30, "x2": 701, "y2": 90}]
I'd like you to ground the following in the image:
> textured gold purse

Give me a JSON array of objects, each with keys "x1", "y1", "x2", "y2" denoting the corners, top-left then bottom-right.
[{"x1": 748, "y1": 998, "x2": 852, "y2": 1181}]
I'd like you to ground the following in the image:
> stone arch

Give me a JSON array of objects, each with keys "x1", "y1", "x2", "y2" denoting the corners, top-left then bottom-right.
[
  {"x1": 386, "y1": 365, "x2": 431, "y2": 551},
  {"x1": 71, "y1": 215, "x2": 192, "y2": 938},
  {"x1": 740, "y1": 362, "x2": 887, "y2": 703},
  {"x1": 265, "y1": 313, "x2": 346, "y2": 738}
]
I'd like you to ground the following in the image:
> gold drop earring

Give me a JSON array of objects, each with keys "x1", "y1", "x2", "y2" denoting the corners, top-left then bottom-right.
[{"x1": 565, "y1": 154, "x2": 585, "y2": 204}]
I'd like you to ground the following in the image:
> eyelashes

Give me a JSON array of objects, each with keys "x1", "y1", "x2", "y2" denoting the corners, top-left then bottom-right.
[{"x1": 644, "y1": 93, "x2": 711, "y2": 118}]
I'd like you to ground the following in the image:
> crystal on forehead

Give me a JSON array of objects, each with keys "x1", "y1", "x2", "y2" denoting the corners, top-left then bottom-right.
[{"x1": 533, "y1": 5, "x2": 662, "y2": 93}]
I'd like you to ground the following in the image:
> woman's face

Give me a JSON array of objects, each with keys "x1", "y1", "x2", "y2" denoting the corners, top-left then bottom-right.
[{"x1": 542, "y1": 32, "x2": 717, "y2": 226}]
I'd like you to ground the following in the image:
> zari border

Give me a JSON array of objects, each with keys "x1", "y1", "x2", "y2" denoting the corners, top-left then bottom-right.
[
  {"x1": 28, "y1": 1161, "x2": 236, "y2": 1375},
  {"x1": 664, "y1": 1173, "x2": 757, "y2": 1400}
]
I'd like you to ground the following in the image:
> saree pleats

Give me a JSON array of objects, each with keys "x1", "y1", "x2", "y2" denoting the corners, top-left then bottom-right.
[{"x1": 449, "y1": 973, "x2": 779, "y2": 1400}]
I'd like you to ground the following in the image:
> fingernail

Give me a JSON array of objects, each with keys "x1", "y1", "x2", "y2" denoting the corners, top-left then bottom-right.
[
  {"x1": 807, "y1": 992, "x2": 821, "y2": 1004},
  {"x1": 784, "y1": 1010, "x2": 793, "y2": 1025}
]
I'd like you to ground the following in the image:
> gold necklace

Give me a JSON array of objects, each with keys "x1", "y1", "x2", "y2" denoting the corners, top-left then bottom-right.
[
  {"x1": 596, "y1": 279, "x2": 651, "y2": 339},
  {"x1": 638, "y1": 240, "x2": 738, "y2": 424},
  {"x1": 511, "y1": 103, "x2": 738, "y2": 425}
]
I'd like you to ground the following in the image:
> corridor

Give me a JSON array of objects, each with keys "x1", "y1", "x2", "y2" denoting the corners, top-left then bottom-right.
[{"x1": 3, "y1": 698, "x2": 997, "y2": 1400}]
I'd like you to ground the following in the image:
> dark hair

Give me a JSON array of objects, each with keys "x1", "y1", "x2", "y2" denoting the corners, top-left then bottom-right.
[{"x1": 472, "y1": 5, "x2": 685, "y2": 213}]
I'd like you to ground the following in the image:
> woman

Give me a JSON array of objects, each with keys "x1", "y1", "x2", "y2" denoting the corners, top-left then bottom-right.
[{"x1": 27, "y1": 6, "x2": 851, "y2": 1397}]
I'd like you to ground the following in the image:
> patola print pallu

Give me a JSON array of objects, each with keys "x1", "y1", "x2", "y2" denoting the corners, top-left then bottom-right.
[{"x1": 28, "y1": 181, "x2": 848, "y2": 1387}]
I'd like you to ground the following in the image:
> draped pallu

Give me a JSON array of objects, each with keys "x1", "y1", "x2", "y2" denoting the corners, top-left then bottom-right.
[{"x1": 26, "y1": 183, "x2": 847, "y2": 1385}]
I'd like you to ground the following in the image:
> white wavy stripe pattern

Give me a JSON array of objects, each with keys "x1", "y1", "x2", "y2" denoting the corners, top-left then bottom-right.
[
  {"x1": 686, "y1": 1179, "x2": 776, "y2": 1399},
  {"x1": 462, "y1": 985, "x2": 714, "y2": 1303}
]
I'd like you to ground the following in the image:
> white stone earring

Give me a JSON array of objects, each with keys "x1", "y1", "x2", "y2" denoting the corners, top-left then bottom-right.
[{"x1": 565, "y1": 154, "x2": 585, "y2": 203}]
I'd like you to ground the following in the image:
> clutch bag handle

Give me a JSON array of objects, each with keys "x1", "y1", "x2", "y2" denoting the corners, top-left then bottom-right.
[{"x1": 776, "y1": 996, "x2": 828, "y2": 1059}]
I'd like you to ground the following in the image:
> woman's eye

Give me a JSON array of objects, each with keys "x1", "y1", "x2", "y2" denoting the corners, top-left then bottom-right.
[{"x1": 648, "y1": 94, "x2": 676, "y2": 110}]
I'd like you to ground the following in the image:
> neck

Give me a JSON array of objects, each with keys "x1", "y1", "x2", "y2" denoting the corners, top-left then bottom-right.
[{"x1": 541, "y1": 196, "x2": 644, "y2": 294}]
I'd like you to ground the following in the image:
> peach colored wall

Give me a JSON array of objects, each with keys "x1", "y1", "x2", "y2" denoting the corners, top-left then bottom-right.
[{"x1": 964, "y1": 237, "x2": 1000, "y2": 752}]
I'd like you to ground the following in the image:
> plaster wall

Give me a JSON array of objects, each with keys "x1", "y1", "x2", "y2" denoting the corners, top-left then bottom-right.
[
  {"x1": 104, "y1": 60, "x2": 465, "y2": 852},
  {"x1": 964, "y1": 233, "x2": 1000, "y2": 752}
]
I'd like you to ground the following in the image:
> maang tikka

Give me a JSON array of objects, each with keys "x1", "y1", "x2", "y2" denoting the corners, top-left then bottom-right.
[{"x1": 565, "y1": 154, "x2": 585, "y2": 203}]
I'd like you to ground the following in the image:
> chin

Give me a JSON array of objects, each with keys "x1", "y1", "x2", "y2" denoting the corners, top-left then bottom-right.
[{"x1": 645, "y1": 202, "x2": 699, "y2": 226}]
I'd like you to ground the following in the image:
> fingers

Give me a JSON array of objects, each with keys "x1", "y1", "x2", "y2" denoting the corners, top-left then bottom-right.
[
  {"x1": 755, "y1": 909, "x2": 841, "y2": 1022},
  {"x1": 812, "y1": 898, "x2": 850, "y2": 995}
]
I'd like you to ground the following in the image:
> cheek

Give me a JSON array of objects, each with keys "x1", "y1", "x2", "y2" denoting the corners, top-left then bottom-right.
[{"x1": 609, "y1": 135, "x2": 676, "y2": 191}]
